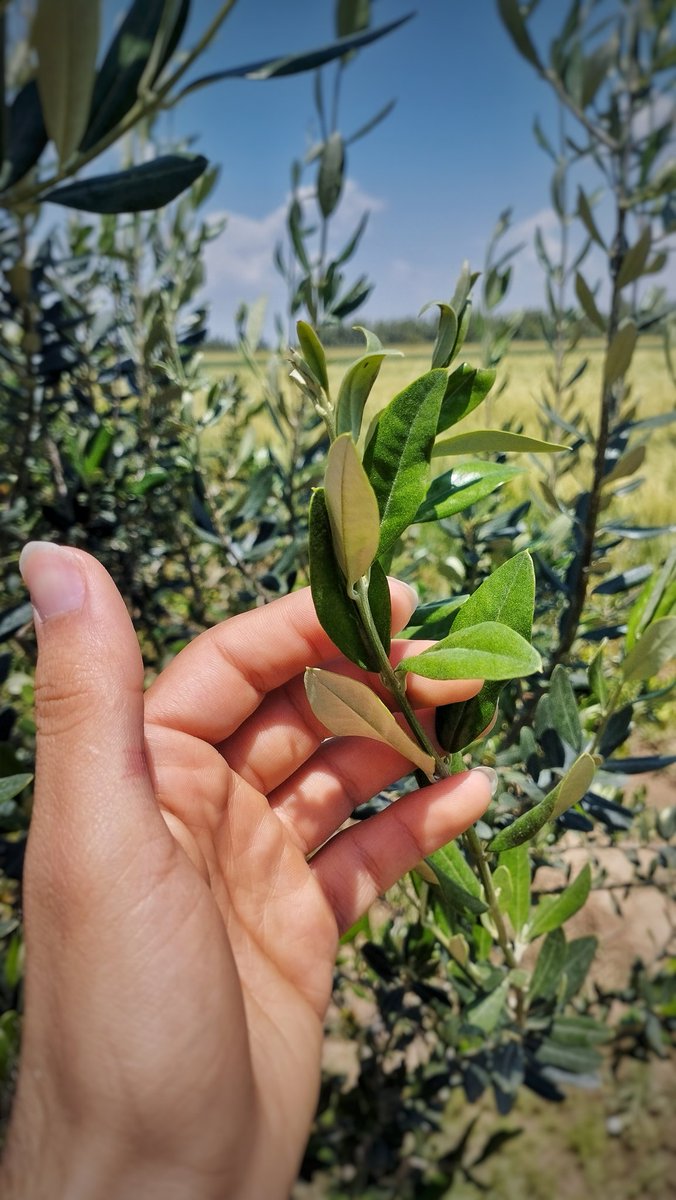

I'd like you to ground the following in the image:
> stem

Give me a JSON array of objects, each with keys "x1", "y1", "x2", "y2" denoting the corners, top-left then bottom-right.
[{"x1": 353, "y1": 576, "x2": 525, "y2": 1021}]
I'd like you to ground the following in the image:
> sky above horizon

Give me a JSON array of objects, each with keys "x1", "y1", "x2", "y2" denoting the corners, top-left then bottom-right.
[{"x1": 104, "y1": 0, "x2": 674, "y2": 338}]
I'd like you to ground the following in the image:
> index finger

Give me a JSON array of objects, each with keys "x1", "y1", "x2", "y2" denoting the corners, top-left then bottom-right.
[{"x1": 144, "y1": 580, "x2": 419, "y2": 744}]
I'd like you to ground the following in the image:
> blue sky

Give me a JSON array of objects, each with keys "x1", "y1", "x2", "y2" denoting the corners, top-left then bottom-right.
[{"x1": 107, "y1": 1, "x2": 673, "y2": 337}]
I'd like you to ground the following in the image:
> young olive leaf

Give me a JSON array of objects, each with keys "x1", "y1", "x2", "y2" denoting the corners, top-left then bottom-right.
[
  {"x1": 498, "y1": 843, "x2": 530, "y2": 933},
  {"x1": 304, "y1": 668, "x2": 435, "y2": 777},
  {"x1": 604, "y1": 321, "x2": 638, "y2": 388},
  {"x1": 415, "y1": 461, "x2": 521, "y2": 524},
  {"x1": 426, "y1": 840, "x2": 488, "y2": 916},
  {"x1": 602, "y1": 444, "x2": 646, "y2": 487},
  {"x1": 309, "y1": 488, "x2": 390, "y2": 670},
  {"x1": 363, "y1": 369, "x2": 448, "y2": 558},
  {"x1": 575, "y1": 272, "x2": 606, "y2": 333},
  {"x1": 625, "y1": 548, "x2": 676, "y2": 650},
  {"x1": 529, "y1": 929, "x2": 567, "y2": 1002},
  {"x1": 437, "y1": 364, "x2": 497, "y2": 434},
  {"x1": 527, "y1": 864, "x2": 592, "y2": 941},
  {"x1": 433, "y1": 429, "x2": 567, "y2": 457},
  {"x1": 296, "y1": 321, "x2": 329, "y2": 392},
  {"x1": 317, "y1": 131, "x2": 345, "y2": 218},
  {"x1": 33, "y1": 0, "x2": 101, "y2": 164},
  {"x1": 335, "y1": 328, "x2": 402, "y2": 441},
  {"x1": 549, "y1": 664, "x2": 583, "y2": 752},
  {"x1": 44, "y1": 155, "x2": 208, "y2": 213},
  {"x1": 419, "y1": 301, "x2": 458, "y2": 369},
  {"x1": 397, "y1": 622, "x2": 542, "y2": 682},
  {"x1": 622, "y1": 617, "x2": 676, "y2": 681},
  {"x1": 466, "y1": 978, "x2": 510, "y2": 1035},
  {"x1": 489, "y1": 753, "x2": 596, "y2": 853},
  {"x1": 436, "y1": 551, "x2": 536, "y2": 753},
  {"x1": 324, "y1": 434, "x2": 381, "y2": 586},
  {"x1": 617, "y1": 226, "x2": 652, "y2": 289}
]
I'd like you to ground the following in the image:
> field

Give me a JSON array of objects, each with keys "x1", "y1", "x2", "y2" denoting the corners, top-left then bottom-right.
[{"x1": 203, "y1": 338, "x2": 675, "y2": 568}]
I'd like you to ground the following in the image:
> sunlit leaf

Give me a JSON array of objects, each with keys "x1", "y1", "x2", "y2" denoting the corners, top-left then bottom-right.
[
  {"x1": 324, "y1": 434, "x2": 381, "y2": 585},
  {"x1": 622, "y1": 617, "x2": 676, "y2": 681},
  {"x1": 433, "y1": 429, "x2": 567, "y2": 457},
  {"x1": 397, "y1": 621, "x2": 541, "y2": 681},
  {"x1": 304, "y1": 668, "x2": 435, "y2": 776},
  {"x1": 33, "y1": 0, "x2": 100, "y2": 163},
  {"x1": 364, "y1": 369, "x2": 448, "y2": 557}
]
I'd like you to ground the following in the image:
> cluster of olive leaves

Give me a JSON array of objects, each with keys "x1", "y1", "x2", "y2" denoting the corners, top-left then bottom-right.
[{"x1": 288, "y1": 277, "x2": 609, "y2": 942}]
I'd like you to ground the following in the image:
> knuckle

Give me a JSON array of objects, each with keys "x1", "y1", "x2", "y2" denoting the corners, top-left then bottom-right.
[{"x1": 34, "y1": 663, "x2": 98, "y2": 740}]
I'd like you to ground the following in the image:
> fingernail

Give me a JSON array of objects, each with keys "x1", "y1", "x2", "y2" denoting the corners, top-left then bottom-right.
[
  {"x1": 471, "y1": 765, "x2": 498, "y2": 797},
  {"x1": 19, "y1": 542, "x2": 85, "y2": 621}
]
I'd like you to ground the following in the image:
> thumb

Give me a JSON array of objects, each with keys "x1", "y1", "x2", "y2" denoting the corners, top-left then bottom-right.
[{"x1": 19, "y1": 542, "x2": 164, "y2": 867}]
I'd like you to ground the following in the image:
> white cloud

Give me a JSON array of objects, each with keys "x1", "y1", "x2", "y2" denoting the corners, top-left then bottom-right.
[{"x1": 204, "y1": 178, "x2": 384, "y2": 336}]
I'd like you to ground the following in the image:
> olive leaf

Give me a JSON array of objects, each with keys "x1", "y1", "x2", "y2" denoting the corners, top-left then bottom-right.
[
  {"x1": 335, "y1": 327, "x2": 402, "y2": 442},
  {"x1": 324, "y1": 434, "x2": 381, "y2": 586},
  {"x1": 363, "y1": 369, "x2": 448, "y2": 557},
  {"x1": 397, "y1": 621, "x2": 541, "y2": 682},
  {"x1": 436, "y1": 552, "x2": 536, "y2": 752},
  {"x1": 309, "y1": 488, "x2": 390, "y2": 670},
  {"x1": 304, "y1": 668, "x2": 435, "y2": 777},
  {"x1": 433, "y1": 429, "x2": 567, "y2": 457},
  {"x1": 297, "y1": 321, "x2": 329, "y2": 392},
  {"x1": 33, "y1": 0, "x2": 101, "y2": 164},
  {"x1": 489, "y1": 754, "x2": 596, "y2": 853}
]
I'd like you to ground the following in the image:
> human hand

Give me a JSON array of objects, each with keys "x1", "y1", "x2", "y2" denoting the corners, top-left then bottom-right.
[{"x1": 2, "y1": 544, "x2": 493, "y2": 1200}]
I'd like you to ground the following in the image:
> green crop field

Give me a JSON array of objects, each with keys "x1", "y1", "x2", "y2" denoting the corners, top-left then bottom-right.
[{"x1": 202, "y1": 338, "x2": 675, "y2": 569}]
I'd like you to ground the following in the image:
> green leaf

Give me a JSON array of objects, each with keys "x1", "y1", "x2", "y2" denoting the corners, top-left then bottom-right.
[
  {"x1": 492, "y1": 864, "x2": 513, "y2": 913},
  {"x1": 324, "y1": 435, "x2": 381, "y2": 586},
  {"x1": 363, "y1": 369, "x2": 448, "y2": 557},
  {"x1": 617, "y1": 226, "x2": 652, "y2": 289},
  {"x1": 436, "y1": 364, "x2": 497, "y2": 434},
  {"x1": 436, "y1": 552, "x2": 535, "y2": 752},
  {"x1": 304, "y1": 668, "x2": 435, "y2": 776},
  {"x1": 575, "y1": 272, "x2": 606, "y2": 332},
  {"x1": 549, "y1": 664, "x2": 582, "y2": 751},
  {"x1": 433, "y1": 429, "x2": 567, "y2": 457},
  {"x1": 336, "y1": 0, "x2": 370, "y2": 38},
  {"x1": 308, "y1": 489, "x2": 390, "y2": 670},
  {"x1": 577, "y1": 188, "x2": 605, "y2": 248},
  {"x1": 604, "y1": 321, "x2": 638, "y2": 388},
  {"x1": 622, "y1": 617, "x2": 676, "y2": 681},
  {"x1": 317, "y1": 132, "x2": 345, "y2": 219},
  {"x1": 335, "y1": 328, "x2": 401, "y2": 441},
  {"x1": 588, "y1": 643, "x2": 608, "y2": 706},
  {"x1": 44, "y1": 154, "x2": 208, "y2": 213},
  {"x1": 415, "y1": 461, "x2": 522, "y2": 523},
  {"x1": 427, "y1": 839, "x2": 487, "y2": 916},
  {"x1": 536, "y1": 1037, "x2": 601, "y2": 1075},
  {"x1": 528, "y1": 864, "x2": 592, "y2": 940},
  {"x1": 33, "y1": 0, "x2": 100, "y2": 164},
  {"x1": 397, "y1": 621, "x2": 542, "y2": 682},
  {"x1": 498, "y1": 843, "x2": 530, "y2": 934},
  {"x1": 79, "y1": 0, "x2": 170, "y2": 152},
  {"x1": 497, "y1": 0, "x2": 542, "y2": 67},
  {"x1": 626, "y1": 549, "x2": 676, "y2": 650},
  {"x1": 0, "y1": 775, "x2": 33, "y2": 805},
  {"x1": 421, "y1": 301, "x2": 457, "y2": 369},
  {"x1": 551, "y1": 754, "x2": 597, "y2": 819},
  {"x1": 179, "y1": 14, "x2": 414, "y2": 93},
  {"x1": 530, "y1": 928, "x2": 567, "y2": 1001},
  {"x1": 296, "y1": 321, "x2": 329, "y2": 392},
  {"x1": 2, "y1": 81, "x2": 47, "y2": 190},
  {"x1": 489, "y1": 754, "x2": 596, "y2": 852},
  {"x1": 561, "y1": 936, "x2": 597, "y2": 1003},
  {"x1": 466, "y1": 978, "x2": 510, "y2": 1034},
  {"x1": 602, "y1": 444, "x2": 646, "y2": 487}
]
